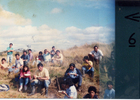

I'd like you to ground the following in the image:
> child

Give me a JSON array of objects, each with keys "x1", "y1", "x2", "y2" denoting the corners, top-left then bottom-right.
[
  {"x1": 62, "y1": 78, "x2": 77, "y2": 99},
  {"x1": 83, "y1": 86, "x2": 98, "y2": 98},
  {"x1": 38, "y1": 51, "x2": 44, "y2": 62},
  {"x1": 104, "y1": 81, "x2": 115, "y2": 99},
  {"x1": 19, "y1": 65, "x2": 31, "y2": 92},
  {"x1": 82, "y1": 56, "x2": 94, "y2": 79}
]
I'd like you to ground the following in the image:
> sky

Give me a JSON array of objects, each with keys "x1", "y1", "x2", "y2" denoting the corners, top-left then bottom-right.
[{"x1": 0, "y1": 0, "x2": 115, "y2": 52}]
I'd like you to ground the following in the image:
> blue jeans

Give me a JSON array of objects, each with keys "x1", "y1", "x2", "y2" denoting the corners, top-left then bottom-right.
[
  {"x1": 20, "y1": 78, "x2": 30, "y2": 86},
  {"x1": 8, "y1": 67, "x2": 20, "y2": 73},
  {"x1": 31, "y1": 79, "x2": 50, "y2": 88},
  {"x1": 7, "y1": 55, "x2": 13, "y2": 63},
  {"x1": 82, "y1": 66, "x2": 94, "y2": 78}
]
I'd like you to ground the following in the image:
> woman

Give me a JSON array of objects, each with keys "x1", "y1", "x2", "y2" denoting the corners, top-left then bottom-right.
[{"x1": 19, "y1": 65, "x2": 31, "y2": 92}]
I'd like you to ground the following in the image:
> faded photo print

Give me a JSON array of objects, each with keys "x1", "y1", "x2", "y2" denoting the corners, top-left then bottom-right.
[{"x1": 0, "y1": 0, "x2": 115, "y2": 99}]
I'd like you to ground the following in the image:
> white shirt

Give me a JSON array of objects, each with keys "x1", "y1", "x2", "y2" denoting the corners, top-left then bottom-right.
[
  {"x1": 89, "y1": 49, "x2": 103, "y2": 60},
  {"x1": 104, "y1": 88, "x2": 115, "y2": 99},
  {"x1": 15, "y1": 58, "x2": 23, "y2": 68},
  {"x1": 64, "y1": 85, "x2": 77, "y2": 99}
]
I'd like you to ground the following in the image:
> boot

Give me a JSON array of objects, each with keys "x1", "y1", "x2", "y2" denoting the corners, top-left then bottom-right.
[
  {"x1": 77, "y1": 85, "x2": 81, "y2": 92},
  {"x1": 45, "y1": 87, "x2": 48, "y2": 97},
  {"x1": 28, "y1": 86, "x2": 36, "y2": 96}
]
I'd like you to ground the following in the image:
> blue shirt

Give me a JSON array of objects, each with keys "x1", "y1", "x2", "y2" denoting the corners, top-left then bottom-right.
[
  {"x1": 7, "y1": 47, "x2": 13, "y2": 55},
  {"x1": 43, "y1": 53, "x2": 51, "y2": 61},
  {"x1": 104, "y1": 88, "x2": 115, "y2": 99},
  {"x1": 65, "y1": 68, "x2": 79, "y2": 79},
  {"x1": 21, "y1": 54, "x2": 29, "y2": 63}
]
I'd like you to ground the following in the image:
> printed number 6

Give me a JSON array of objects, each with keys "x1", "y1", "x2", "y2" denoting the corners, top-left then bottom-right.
[{"x1": 128, "y1": 33, "x2": 136, "y2": 44}]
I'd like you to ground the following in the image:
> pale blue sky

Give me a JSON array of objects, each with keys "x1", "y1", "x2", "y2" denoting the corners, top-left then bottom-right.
[{"x1": 0, "y1": 0, "x2": 115, "y2": 51}]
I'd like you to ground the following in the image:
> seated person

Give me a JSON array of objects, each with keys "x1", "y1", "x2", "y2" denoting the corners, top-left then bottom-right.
[
  {"x1": 88, "y1": 46, "x2": 103, "y2": 64},
  {"x1": 82, "y1": 56, "x2": 94, "y2": 79},
  {"x1": 64, "y1": 63, "x2": 82, "y2": 91},
  {"x1": 62, "y1": 78, "x2": 77, "y2": 99},
  {"x1": 21, "y1": 50, "x2": 29, "y2": 65},
  {"x1": 28, "y1": 49, "x2": 33, "y2": 62},
  {"x1": 38, "y1": 51, "x2": 44, "y2": 62},
  {"x1": 83, "y1": 86, "x2": 98, "y2": 99},
  {"x1": 28, "y1": 63, "x2": 50, "y2": 97},
  {"x1": 0, "y1": 58, "x2": 8, "y2": 70},
  {"x1": 52, "y1": 50, "x2": 63, "y2": 66},
  {"x1": 43, "y1": 49, "x2": 51, "y2": 62},
  {"x1": 8, "y1": 53, "x2": 23, "y2": 75},
  {"x1": 19, "y1": 65, "x2": 31, "y2": 92},
  {"x1": 104, "y1": 81, "x2": 115, "y2": 99}
]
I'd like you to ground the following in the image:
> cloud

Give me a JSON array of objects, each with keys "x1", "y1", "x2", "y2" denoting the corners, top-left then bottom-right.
[
  {"x1": 0, "y1": 24, "x2": 114, "y2": 52},
  {"x1": 0, "y1": 6, "x2": 31, "y2": 26},
  {"x1": 51, "y1": 8, "x2": 62, "y2": 14}
]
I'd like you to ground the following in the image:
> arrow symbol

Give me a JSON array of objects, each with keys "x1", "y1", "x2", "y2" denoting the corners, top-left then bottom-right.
[{"x1": 125, "y1": 12, "x2": 140, "y2": 22}]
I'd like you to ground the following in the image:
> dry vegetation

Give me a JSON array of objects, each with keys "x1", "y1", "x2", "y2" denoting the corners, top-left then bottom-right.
[{"x1": 0, "y1": 42, "x2": 114, "y2": 98}]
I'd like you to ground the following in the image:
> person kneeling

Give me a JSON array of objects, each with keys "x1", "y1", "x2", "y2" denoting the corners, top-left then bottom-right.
[
  {"x1": 28, "y1": 63, "x2": 50, "y2": 97},
  {"x1": 19, "y1": 65, "x2": 31, "y2": 92},
  {"x1": 64, "y1": 63, "x2": 82, "y2": 91}
]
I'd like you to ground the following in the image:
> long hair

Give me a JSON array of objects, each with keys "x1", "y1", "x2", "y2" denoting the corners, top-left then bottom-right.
[{"x1": 23, "y1": 65, "x2": 30, "y2": 72}]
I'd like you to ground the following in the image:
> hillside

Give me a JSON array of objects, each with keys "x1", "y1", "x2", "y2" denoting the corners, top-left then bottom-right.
[{"x1": 0, "y1": 42, "x2": 115, "y2": 98}]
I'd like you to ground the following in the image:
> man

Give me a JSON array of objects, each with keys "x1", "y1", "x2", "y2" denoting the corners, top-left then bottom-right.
[
  {"x1": 52, "y1": 50, "x2": 63, "y2": 66},
  {"x1": 82, "y1": 56, "x2": 94, "y2": 80},
  {"x1": 62, "y1": 78, "x2": 77, "y2": 99},
  {"x1": 83, "y1": 86, "x2": 98, "y2": 98},
  {"x1": 0, "y1": 58, "x2": 8, "y2": 70},
  {"x1": 8, "y1": 53, "x2": 23, "y2": 75},
  {"x1": 28, "y1": 49, "x2": 33, "y2": 62},
  {"x1": 28, "y1": 63, "x2": 50, "y2": 97},
  {"x1": 21, "y1": 50, "x2": 29, "y2": 66},
  {"x1": 64, "y1": 63, "x2": 82, "y2": 91},
  {"x1": 43, "y1": 49, "x2": 51, "y2": 62},
  {"x1": 7, "y1": 43, "x2": 14, "y2": 64},
  {"x1": 88, "y1": 46, "x2": 103, "y2": 64},
  {"x1": 50, "y1": 46, "x2": 56, "y2": 58}
]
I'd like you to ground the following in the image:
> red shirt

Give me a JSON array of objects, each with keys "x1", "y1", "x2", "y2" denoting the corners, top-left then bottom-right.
[{"x1": 20, "y1": 70, "x2": 31, "y2": 80}]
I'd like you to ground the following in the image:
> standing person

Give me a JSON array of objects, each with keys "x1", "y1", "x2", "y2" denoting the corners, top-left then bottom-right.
[
  {"x1": 0, "y1": 58, "x2": 8, "y2": 70},
  {"x1": 62, "y1": 78, "x2": 77, "y2": 99},
  {"x1": 28, "y1": 49, "x2": 33, "y2": 62},
  {"x1": 7, "y1": 43, "x2": 14, "y2": 64},
  {"x1": 88, "y1": 46, "x2": 103, "y2": 64},
  {"x1": 64, "y1": 63, "x2": 82, "y2": 91},
  {"x1": 43, "y1": 49, "x2": 51, "y2": 62},
  {"x1": 8, "y1": 53, "x2": 23, "y2": 75},
  {"x1": 19, "y1": 65, "x2": 31, "y2": 92},
  {"x1": 21, "y1": 50, "x2": 29, "y2": 66},
  {"x1": 104, "y1": 81, "x2": 115, "y2": 99},
  {"x1": 50, "y1": 46, "x2": 56, "y2": 58},
  {"x1": 82, "y1": 56, "x2": 94, "y2": 80},
  {"x1": 83, "y1": 86, "x2": 98, "y2": 99},
  {"x1": 52, "y1": 50, "x2": 63, "y2": 66},
  {"x1": 28, "y1": 63, "x2": 50, "y2": 97}
]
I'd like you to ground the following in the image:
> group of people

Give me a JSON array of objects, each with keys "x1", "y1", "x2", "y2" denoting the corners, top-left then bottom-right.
[{"x1": 0, "y1": 43, "x2": 115, "y2": 99}]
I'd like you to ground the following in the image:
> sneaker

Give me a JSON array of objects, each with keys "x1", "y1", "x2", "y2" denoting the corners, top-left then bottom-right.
[
  {"x1": 19, "y1": 86, "x2": 23, "y2": 92},
  {"x1": 24, "y1": 85, "x2": 27, "y2": 91}
]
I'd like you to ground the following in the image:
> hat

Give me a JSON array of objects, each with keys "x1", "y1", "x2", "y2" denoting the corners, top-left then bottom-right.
[{"x1": 52, "y1": 46, "x2": 55, "y2": 48}]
